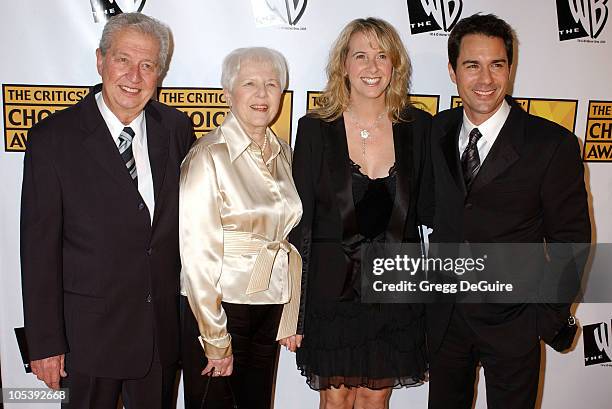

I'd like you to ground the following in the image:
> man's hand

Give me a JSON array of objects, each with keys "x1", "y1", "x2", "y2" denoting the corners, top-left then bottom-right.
[
  {"x1": 30, "y1": 354, "x2": 67, "y2": 390},
  {"x1": 279, "y1": 334, "x2": 303, "y2": 352},
  {"x1": 202, "y1": 355, "x2": 233, "y2": 377}
]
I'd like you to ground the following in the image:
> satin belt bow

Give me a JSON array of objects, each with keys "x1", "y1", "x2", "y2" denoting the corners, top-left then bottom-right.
[{"x1": 223, "y1": 230, "x2": 302, "y2": 340}]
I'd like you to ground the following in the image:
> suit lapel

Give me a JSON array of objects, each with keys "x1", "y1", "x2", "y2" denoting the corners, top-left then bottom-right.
[
  {"x1": 144, "y1": 103, "x2": 169, "y2": 224},
  {"x1": 386, "y1": 120, "x2": 411, "y2": 242},
  {"x1": 79, "y1": 90, "x2": 143, "y2": 201},
  {"x1": 323, "y1": 117, "x2": 360, "y2": 239},
  {"x1": 438, "y1": 113, "x2": 466, "y2": 195},
  {"x1": 323, "y1": 117, "x2": 362, "y2": 300},
  {"x1": 469, "y1": 105, "x2": 523, "y2": 193}
]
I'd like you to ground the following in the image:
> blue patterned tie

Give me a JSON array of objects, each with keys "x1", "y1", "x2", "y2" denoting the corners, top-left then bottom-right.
[
  {"x1": 118, "y1": 127, "x2": 138, "y2": 186},
  {"x1": 461, "y1": 128, "x2": 482, "y2": 188}
]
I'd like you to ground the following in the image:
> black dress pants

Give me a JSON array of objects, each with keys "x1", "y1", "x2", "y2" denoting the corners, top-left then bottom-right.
[
  {"x1": 181, "y1": 296, "x2": 283, "y2": 409},
  {"x1": 428, "y1": 307, "x2": 541, "y2": 409},
  {"x1": 61, "y1": 337, "x2": 178, "y2": 409}
]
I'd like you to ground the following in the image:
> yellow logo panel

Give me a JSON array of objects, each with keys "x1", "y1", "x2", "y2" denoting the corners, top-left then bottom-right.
[
  {"x1": 450, "y1": 96, "x2": 577, "y2": 132},
  {"x1": 159, "y1": 88, "x2": 293, "y2": 144},
  {"x1": 307, "y1": 91, "x2": 439, "y2": 115},
  {"x1": 450, "y1": 96, "x2": 462, "y2": 109},
  {"x1": 529, "y1": 100, "x2": 577, "y2": 132},
  {"x1": 583, "y1": 101, "x2": 612, "y2": 162},
  {"x1": 409, "y1": 95, "x2": 440, "y2": 116},
  {"x1": 3, "y1": 85, "x2": 90, "y2": 151},
  {"x1": 3, "y1": 85, "x2": 293, "y2": 152},
  {"x1": 306, "y1": 91, "x2": 323, "y2": 111}
]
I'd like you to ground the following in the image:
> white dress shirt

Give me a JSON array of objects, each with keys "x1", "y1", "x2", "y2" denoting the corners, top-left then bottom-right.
[
  {"x1": 458, "y1": 100, "x2": 511, "y2": 164},
  {"x1": 96, "y1": 92, "x2": 155, "y2": 224}
]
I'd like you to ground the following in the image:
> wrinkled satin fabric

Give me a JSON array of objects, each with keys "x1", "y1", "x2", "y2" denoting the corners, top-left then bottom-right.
[{"x1": 179, "y1": 112, "x2": 302, "y2": 359}]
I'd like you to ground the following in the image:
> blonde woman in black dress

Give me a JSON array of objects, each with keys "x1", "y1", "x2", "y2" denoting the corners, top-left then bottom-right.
[{"x1": 289, "y1": 17, "x2": 433, "y2": 409}]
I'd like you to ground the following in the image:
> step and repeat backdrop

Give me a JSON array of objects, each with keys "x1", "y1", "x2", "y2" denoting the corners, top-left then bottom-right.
[{"x1": 1, "y1": 1, "x2": 611, "y2": 408}]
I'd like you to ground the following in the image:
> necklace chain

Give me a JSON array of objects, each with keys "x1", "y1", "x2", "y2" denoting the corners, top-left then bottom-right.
[{"x1": 346, "y1": 108, "x2": 386, "y2": 159}]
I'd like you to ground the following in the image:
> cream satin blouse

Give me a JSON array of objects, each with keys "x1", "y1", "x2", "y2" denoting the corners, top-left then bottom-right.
[{"x1": 179, "y1": 112, "x2": 303, "y2": 359}]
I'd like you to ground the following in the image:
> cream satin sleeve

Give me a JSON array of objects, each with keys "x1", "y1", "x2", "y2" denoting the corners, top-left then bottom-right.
[{"x1": 179, "y1": 144, "x2": 232, "y2": 360}]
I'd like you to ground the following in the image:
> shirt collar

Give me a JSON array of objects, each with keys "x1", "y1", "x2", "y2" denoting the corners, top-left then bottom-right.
[
  {"x1": 461, "y1": 99, "x2": 511, "y2": 143},
  {"x1": 221, "y1": 111, "x2": 283, "y2": 163},
  {"x1": 95, "y1": 91, "x2": 145, "y2": 143}
]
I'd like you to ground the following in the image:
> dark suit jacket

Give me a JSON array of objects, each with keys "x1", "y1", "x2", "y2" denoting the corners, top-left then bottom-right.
[
  {"x1": 426, "y1": 97, "x2": 591, "y2": 356},
  {"x1": 289, "y1": 108, "x2": 434, "y2": 334},
  {"x1": 20, "y1": 84, "x2": 194, "y2": 378}
]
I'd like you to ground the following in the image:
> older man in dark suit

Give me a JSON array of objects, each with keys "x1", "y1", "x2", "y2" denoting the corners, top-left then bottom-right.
[
  {"x1": 426, "y1": 14, "x2": 591, "y2": 409},
  {"x1": 20, "y1": 12, "x2": 194, "y2": 409}
]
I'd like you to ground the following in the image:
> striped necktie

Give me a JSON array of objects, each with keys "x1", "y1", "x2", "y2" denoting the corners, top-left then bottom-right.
[
  {"x1": 118, "y1": 126, "x2": 138, "y2": 186},
  {"x1": 461, "y1": 127, "x2": 482, "y2": 188}
]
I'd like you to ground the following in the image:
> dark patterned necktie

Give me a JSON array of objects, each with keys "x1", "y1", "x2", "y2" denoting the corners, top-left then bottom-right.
[
  {"x1": 118, "y1": 126, "x2": 138, "y2": 186},
  {"x1": 461, "y1": 127, "x2": 482, "y2": 188}
]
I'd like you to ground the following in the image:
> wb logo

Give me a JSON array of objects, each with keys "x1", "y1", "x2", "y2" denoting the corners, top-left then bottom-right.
[
  {"x1": 556, "y1": 0, "x2": 609, "y2": 41},
  {"x1": 265, "y1": 0, "x2": 307, "y2": 26},
  {"x1": 90, "y1": 0, "x2": 147, "y2": 23},
  {"x1": 583, "y1": 319, "x2": 612, "y2": 366},
  {"x1": 407, "y1": 0, "x2": 463, "y2": 35}
]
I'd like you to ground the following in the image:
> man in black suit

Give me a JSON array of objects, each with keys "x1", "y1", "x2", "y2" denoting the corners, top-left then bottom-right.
[
  {"x1": 426, "y1": 14, "x2": 591, "y2": 409},
  {"x1": 20, "y1": 12, "x2": 194, "y2": 409}
]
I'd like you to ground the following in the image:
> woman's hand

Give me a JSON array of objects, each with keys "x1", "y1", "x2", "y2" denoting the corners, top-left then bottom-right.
[
  {"x1": 279, "y1": 334, "x2": 303, "y2": 352},
  {"x1": 202, "y1": 355, "x2": 234, "y2": 377}
]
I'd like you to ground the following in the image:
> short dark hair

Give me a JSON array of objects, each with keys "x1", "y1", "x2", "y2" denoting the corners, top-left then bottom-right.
[{"x1": 448, "y1": 13, "x2": 514, "y2": 71}]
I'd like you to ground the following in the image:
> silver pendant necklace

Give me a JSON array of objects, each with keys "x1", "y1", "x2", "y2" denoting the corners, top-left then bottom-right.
[{"x1": 346, "y1": 108, "x2": 386, "y2": 158}]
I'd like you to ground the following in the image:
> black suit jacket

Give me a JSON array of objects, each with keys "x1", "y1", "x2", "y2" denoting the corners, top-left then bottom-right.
[
  {"x1": 426, "y1": 97, "x2": 591, "y2": 356},
  {"x1": 20, "y1": 84, "x2": 194, "y2": 378},
  {"x1": 289, "y1": 108, "x2": 434, "y2": 334}
]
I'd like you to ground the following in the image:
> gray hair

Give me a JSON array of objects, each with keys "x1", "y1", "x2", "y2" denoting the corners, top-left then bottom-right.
[
  {"x1": 99, "y1": 12, "x2": 171, "y2": 73},
  {"x1": 221, "y1": 47, "x2": 289, "y2": 92}
]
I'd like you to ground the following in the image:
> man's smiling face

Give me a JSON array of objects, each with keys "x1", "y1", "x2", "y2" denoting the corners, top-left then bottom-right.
[
  {"x1": 449, "y1": 34, "x2": 511, "y2": 125},
  {"x1": 96, "y1": 28, "x2": 161, "y2": 125}
]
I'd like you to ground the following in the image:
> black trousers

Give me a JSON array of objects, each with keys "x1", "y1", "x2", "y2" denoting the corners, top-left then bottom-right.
[
  {"x1": 181, "y1": 296, "x2": 283, "y2": 409},
  {"x1": 61, "y1": 338, "x2": 178, "y2": 409},
  {"x1": 428, "y1": 308, "x2": 541, "y2": 409}
]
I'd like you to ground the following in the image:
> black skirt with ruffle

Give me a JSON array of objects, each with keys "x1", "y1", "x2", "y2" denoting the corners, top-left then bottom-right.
[
  {"x1": 295, "y1": 161, "x2": 427, "y2": 391},
  {"x1": 296, "y1": 300, "x2": 426, "y2": 390}
]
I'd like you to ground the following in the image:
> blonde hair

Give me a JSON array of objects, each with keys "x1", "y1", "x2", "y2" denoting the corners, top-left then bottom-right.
[{"x1": 312, "y1": 17, "x2": 412, "y2": 122}]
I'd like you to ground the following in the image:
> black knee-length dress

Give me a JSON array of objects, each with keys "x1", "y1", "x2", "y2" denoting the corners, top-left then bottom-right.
[{"x1": 290, "y1": 110, "x2": 433, "y2": 391}]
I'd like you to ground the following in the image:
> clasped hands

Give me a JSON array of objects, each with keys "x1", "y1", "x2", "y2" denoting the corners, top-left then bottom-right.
[
  {"x1": 279, "y1": 334, "x2": 303, "y2": 352},
  {"x1": 201, "y1": 334, "x2": 303, "y2": 377}
]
